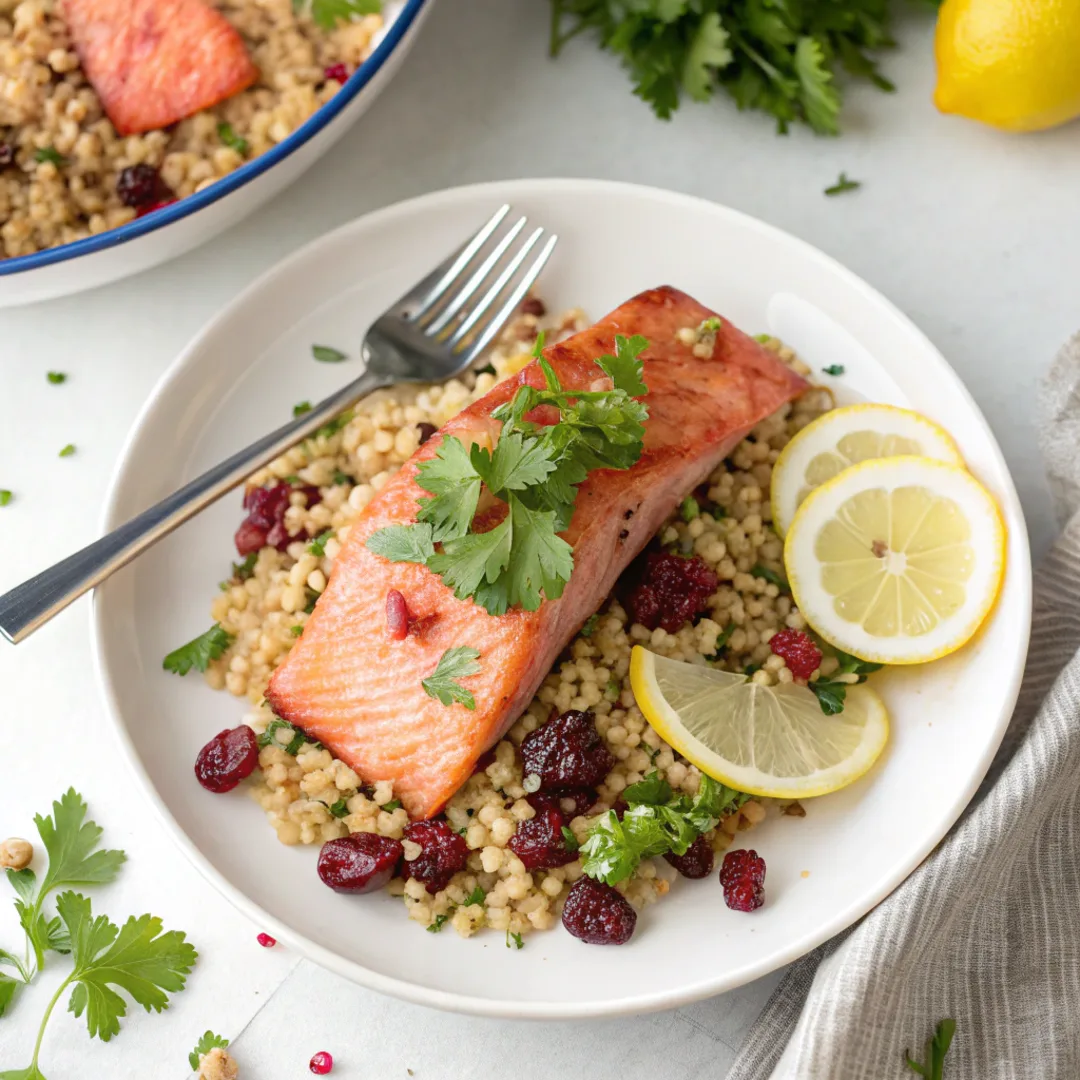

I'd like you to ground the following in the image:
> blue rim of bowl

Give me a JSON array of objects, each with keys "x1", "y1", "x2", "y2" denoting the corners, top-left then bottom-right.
[{"x1": 0, "y1": 0, "x2": 428, "y2": 278}]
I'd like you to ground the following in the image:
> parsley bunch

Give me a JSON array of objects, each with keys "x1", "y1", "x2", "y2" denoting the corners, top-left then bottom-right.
[
  {"x1": 580, "y1": 772, "x2": 748, "y2": 885},
  {"x1": 366, "y1": 335, "x2": 650, "y2": 616},
  {"x1": 549, "y1": 0, "x2": 934, "y2": 134},
  {"x1": 810, "y1": 648, "x2": 883, "y2": 715}
]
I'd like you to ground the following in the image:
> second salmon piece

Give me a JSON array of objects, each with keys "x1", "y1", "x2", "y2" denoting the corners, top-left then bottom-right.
[{"x1": 266, "y1": 286, "x2": 808, "y2": 819}]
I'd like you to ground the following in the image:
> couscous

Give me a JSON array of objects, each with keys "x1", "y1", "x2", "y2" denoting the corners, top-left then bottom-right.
[
  {"x1": 193, "y1": 299, "x2": 832, "y2": 942},
  {"x1": 0, "y1": 0, "x2": 386, "y2": 258}
]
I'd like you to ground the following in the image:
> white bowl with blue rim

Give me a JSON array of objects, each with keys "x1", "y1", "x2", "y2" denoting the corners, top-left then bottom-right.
[{"x1": 0, "y1": 0, "x2": 430, "y2": 309}]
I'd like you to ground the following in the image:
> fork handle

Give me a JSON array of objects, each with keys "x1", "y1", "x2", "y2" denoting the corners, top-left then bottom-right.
[{"x1": 0, "y1": 368, "x2": 391, "y2": 645}]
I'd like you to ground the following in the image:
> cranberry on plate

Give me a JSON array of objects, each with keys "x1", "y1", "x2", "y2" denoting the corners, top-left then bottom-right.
[
  {"x1": 507, "y1": 807, "x2": 577, "y2": 870},
  {"x1": 720, "y1": 848, "x2": 766, "y2": 912},
  {"x1": 562, "y1": 877, "x2": 637, "y2": 945},
  {"x1": 664, "y1": 834, "x2": 715, "y2": 880},
  {"x1": 317, "y1": 834, "x2": 403, "y2": 894},
  {"x1": 519, "y1": 709, "x2": 614, "y2": 791},
  {"x1": 402, "y1": 820, "x2": 468, "y2": 894},
  {"x1": 194, "y1": 725, "x2": 259, "y2": 793},
  {"x1": 626, "y1": 552, "x2": 719, "y2": 633}
]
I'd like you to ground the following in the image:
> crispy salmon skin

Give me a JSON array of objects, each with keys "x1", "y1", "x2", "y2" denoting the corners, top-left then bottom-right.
[{"x1": 266, "y1": 286, "x2": 808, "y2": 819}]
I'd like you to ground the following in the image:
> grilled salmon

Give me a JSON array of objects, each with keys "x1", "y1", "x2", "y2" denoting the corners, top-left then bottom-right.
[{"x1": 266, "y1": 286, "x2": 808, "y2": 819}]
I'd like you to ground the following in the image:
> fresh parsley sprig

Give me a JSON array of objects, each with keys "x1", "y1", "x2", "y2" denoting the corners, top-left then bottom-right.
[
  {"x1": 366, "y1": 335, "x2": 650, "y2": 616},
  {"x1": 580, "y1": 773, "x2": 748, "y2": 885},
  {"x1": 162, "y1": 624, "x2": 234, "y2": 676},
  {"x1": 809, "y1": 648, "x2": 884, "y2": 715},
  {"x1": 549, "y1": 0, "x2": 902, "y2": 134},
  {"x1": 422, "y1": 647, "x2": 481, "y2": 709},
  {"x1": 189, "y1": 1032, "x2": 230, "y2": 1072}
]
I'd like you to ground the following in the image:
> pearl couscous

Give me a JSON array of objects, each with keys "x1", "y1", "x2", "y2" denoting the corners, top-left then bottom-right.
[
  {"x1": 203, "y1": 302, "x2": 828, "y2": 940},
  {"x1": 0, "y1": 0, "x2": 385, "y2": 258}
]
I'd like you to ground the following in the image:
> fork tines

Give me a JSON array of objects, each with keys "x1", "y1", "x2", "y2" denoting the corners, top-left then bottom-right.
[{"x1": 407, "y1": 205, "x2": 557, "y2": 364}]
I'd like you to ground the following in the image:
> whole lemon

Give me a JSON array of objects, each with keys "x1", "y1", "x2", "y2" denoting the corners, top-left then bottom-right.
[{"x1": 934, "y1": 0, "x2": 1080, "y2": 132}]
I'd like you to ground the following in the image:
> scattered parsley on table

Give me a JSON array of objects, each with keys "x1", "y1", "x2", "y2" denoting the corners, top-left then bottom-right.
[
  {"x1": 825, "y1": 173, "x2": 861, "y2": 196},
  {"x1": 312, "y1": 344, "x2": 348, "y2": 363}
]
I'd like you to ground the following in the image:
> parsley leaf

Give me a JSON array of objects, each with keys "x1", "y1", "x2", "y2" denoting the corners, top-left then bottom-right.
[
  {"x1": 680, "y1": 495, "x2": 700, "y2": 521},
  {"x1": 366, "y1": 522, "x2": 436, "y2": 564},
  {"x1": 58, "y1": 444, "x2": 75, "y2": 458},
  {"x1": 258, "y1": 719, "x2": 315, "y2": 755},
  {"x1": 505, "y1": 929, "x2": 524, "y2": 950},
  {"x1": 809, "y1": 679, "x2": 847, "y2": 715},
  {"x1": 464, "y1": 886, "x2": 486, "y2": 906},
  {"x1": 46, "y1": 372, "x2": 67, "y2": 385},
  {"x1": 327, "y1": 798, "x2": 350, "y2": 819},
  {"x1": 382, "y1": 799, "x2": 403, "y2": 812},
  {"x1": 293, "y1": 401, "x2": 312, "y2": 418},
  {"x1": 34, "y1": 146, "x2": 66, "y2": 166},
  {"x1": 682, "y1": 12, "x2": 732, "y2": 101},
  {"x1": 623, "y1": 770, "x2": 672, "y2": 806},
  {"x1": 709, "y1": 622, "x2": 735, "y2": 658},
  {"x1": 332, "y1": 469, "x2": 352, "y2": 485},
  {"x1": 825, "y1": 172, "x2": 861, "y2": 196},
  {"x1": 289, "y1": 624, "x2": 304, "y2": 637},
  {"x1": 822, "y1": 364, "x2": 846, "y2": 375},
  {"x1": 426, "y1": 914, "x2": 449, "y2": 933},
  {"x1": 580, "y1": 613, "x2": 600, "y2": 637},
  {"x1": 231, "y1": 552, "x2": 258, "y2": 580},
  {"x1": 834, "y1": 648, "x2": 884, "y2": 680},
  {"x1": 595, "y1": 334, "x2": 648, "y2": 396},
  {"x1": 415, "y1": 436, "x2": 484, "y2": 541},
  {"x1": 421, "y1": 647, "x2": 481, "y2": 709},
  {"x1": 216, "y1": 122, "x2": 249, "y2": 155},
  {"x1": 162, "y1": 625, "x2": 234, "y2": 676},
  {"x1": 308, "y1": 530, "x2": 333, "y2": 556},
  {"x1": 309, "y1": 0, "x2": 380, "y2": 30},
  {"x1": 35, "y1": 790, "x2": 127, "y2": 898},
  {"x1": 751, "y1": 563, "x2": 789, "y2": 591},
  {"x1": 189, "y1": 1031, "x2": 229, "y2": 1071},
  {"x1": 57, "y1": 890, "x2": 197, "y2": 1041},
  {"x1": 0, "y1": 490, "x2": 11, "y2": 507},
  {"x1": 0, "y1": 972, "x2": 19, "y2": 1018},
  {"x1": 905, "y1": 1018, "x2": 956, "y2": 1078},
  {"x1": 312, "y1": 344, "x2": 348, "y2": 363},
  {"x1": 560, "y1": 827, "x2": 580, "y2": 853}
]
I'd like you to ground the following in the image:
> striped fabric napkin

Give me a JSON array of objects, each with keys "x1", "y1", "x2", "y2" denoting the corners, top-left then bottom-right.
[{"x1": 728, "y1": 334, "x2": 1080, "y2": 1080}]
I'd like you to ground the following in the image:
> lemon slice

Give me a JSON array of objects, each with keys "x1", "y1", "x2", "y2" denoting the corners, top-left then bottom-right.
[
  {"x1": 784, "y1": 456, "x2": 1006, "y2": 665},
  {"x1": 771, "y1": 404, "x2": 964, "y2": 537},
  {"x1": 629, "y1": 647, "x2": 889, "y2": 798}
]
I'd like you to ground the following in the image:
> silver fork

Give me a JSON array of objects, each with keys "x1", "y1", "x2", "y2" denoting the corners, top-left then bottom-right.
[{"x1": 0, "y1": 205, "x2": 557, "y2": 644}]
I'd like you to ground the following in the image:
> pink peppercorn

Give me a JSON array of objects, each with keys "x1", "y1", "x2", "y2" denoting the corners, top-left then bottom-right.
[
  {"x1": 256, "y1": 932, "x2": 276, "y2": 948},
  {"x1": 309, "y1": 1051, "x2": 333, "y2": 1074}
]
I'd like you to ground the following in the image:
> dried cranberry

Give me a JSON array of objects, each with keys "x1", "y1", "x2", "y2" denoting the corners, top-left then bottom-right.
[
  {"x1": 769, "y1": 628, "x2": 822, "y2": 680},
  {"x1": 471, "y1": 747, "x2": 497, "y2": 775},
  {"x1": 116, "y1": 163, "x2": 161, "y2": 208},
  {"x1": 508, "y1": 808, "x2": 577, "y2": 870},
  {"x1": 136, "y1": 197, "x2": 177, "y2": 218},
  {"x1": 309, "y1": 1051, "x2": 333, "y2": 1075},
  {"x1": 317, "y1": 834, "x2": 403, "y2": 894},
  {"x1": 520, "y1": 296, "x2": 546, "y2": 317},
  {"x1": 626, "y1": 552, "x2": 719, "y2": 633},
  {"x1": 235, "y1": 483, "x2": 320, "y2": 555},
  {"x1": 720, "y1": 848, "x2": 766, "y2": 912},
  {"x1": 416, "y1": 422, "x2": 438, "y2": 445},
  {"x1": 562, "y1": 877, "x2": 636, "y2": 945},
  {"x1": 194, "y1": 725, "x2": 259, "y2": 793},
  {"x1": 526, "y1": 788, "x2": 597, "y2": 818},
  {"x1": 0, "y1": 144, "x2": 13, "y2": 168},
  {"x1": 520, "y1": 710, "x2": 614, "y2": 791},
  {"x1": 386, "y1": 589, "x2": 409, "y2": 640},
  {"x1": 664, "y1": 835, "x2": 714, "y2": 879},
  {"x1": 403, "y1": 820, "x2": 468, "y2": 894},
  {"x1": 323, "y1": 63, "x2": 350, "y2": 83},
  {"x1": 256, "y1": 932, "x2": 276, "y2": 947}
]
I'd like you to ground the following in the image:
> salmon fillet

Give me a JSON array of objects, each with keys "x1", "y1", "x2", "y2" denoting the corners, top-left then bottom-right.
[
  {"x1": 62, "y1": 0, "x2": 258, "y2": 136},
  {"x1": 267, "y1": 286, "x2": 808, "y2": 819}
]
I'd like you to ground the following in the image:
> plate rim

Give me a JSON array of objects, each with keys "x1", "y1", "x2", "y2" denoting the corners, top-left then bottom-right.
[{"x1": 90, "y1": 176, "x2": 1033, "y2": 1019}]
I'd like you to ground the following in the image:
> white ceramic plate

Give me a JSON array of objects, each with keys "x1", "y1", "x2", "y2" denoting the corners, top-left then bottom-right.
[{"x1": 92, "y1": 178, "x2": 1032, "y2": 1019}]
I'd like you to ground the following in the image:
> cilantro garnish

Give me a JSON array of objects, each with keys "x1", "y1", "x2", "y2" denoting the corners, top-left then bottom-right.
[
  {"x1": 308, "y1": 0, "x2": 381, "y2": 31},
  {"x1": 505, "y1": 929, "x2": 524, "y2": 950},
  {"x1": 312, "y1": 344, "x2": 347, "y2": 363},
  {"x1": 258, "y1": 719, "x2": 316, "y2": 756},
  {"x1": 680, "y1": 495, "x2": 699, "y2": 521},
  {"x1": 560, "y1": 826, "x2": 580, "y2": 853},
  {"x1": 426, "y1": 914, "x2": 450, "y2": 934},
  {"x1": 751, "y1": 564, "x2": 789, "y2": 592},
  {"x1": 580, "y1": 774, "x2": 747, "y2": 885},
  {"x1": 189, "y1": 1031, "x2": 229, "y2": 1071},
  {"x1": 580, "y1": 613, "x2": 600, "y2": 637},
  {"x1": 382, "y1": 799, "x2": 403, "y2": 812},
  {"x1": 58, "y1": 444, "x2": 75, "y2": 458},
  {"x1": 366, "y1": 335, "x2": 650, "y2": 615},
  {"x1": 216, "y1": 122, "x2": 249, "y2": 155},
  {"x1": 162, "y1": 625, "x2": 234, "y2": 676},
  {"x1": 308, "y1": 530, "x2": 333, "y2": 556},
  {"x1": 905, "y1": 1018, "x2": 956, "y2": 1077},
  {"x1": 548, "y1": 1, "x2": 896, "y2": 134},
  {"x1": 421, "y1": 647, "x2": 481, "y2": 709},
  {"x1": 825, "y1": 172, "x2": 861, "y2": 196},
  {"x1": 464, "y1": 886, "x2": 486, "y2": 906},
  {"x1": 822, "y1": 364, "x2": 846, "y2": 376},
  {"x1": 293, "y1": 401, "x2": 312, "y2": 417},
  {"x1": 327, "y1": 798, "x2": 350, "y2": 819},
  {"x1": 0, "y1": 490, "x2": 11, "y2": 507},
  {"x1": 34, "y1": 146, "x2": 66, "y2": 166},
  {"x1": 46, "y1": 372, "x2": 66, "y2": 385}
]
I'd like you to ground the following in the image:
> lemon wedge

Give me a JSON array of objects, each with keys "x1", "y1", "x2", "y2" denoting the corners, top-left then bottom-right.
[
  {"x1": 784, "y1": 456, "x2": 1006, "y2": 665},
  {"x1": 629, "y1": 646, "x2": 889, "y2": 798},
  {"x1": 771, "y1": 404, "x2": 964, "y2": 537}
]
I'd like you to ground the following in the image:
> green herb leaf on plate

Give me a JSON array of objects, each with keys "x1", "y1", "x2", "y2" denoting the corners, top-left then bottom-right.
[
  {"x1": 822, "y1": 364, "x2": 846, "y2": 376},
  {"x1": 162, "y1": 625, "x2": 234, "y2": 676},
  {"x1": 426, "y1": 913, "x2": 449, "y2": 934},
  {"x1": 750, "y1": 564, "x2": 789, "y2": 591},
  {"x1": 46, "y1": 372, "x2": 67, "y2": 385},
  {"x1": 421, "y1": 647, "x2": 481, "y2": 710},
  {"x1": 216, "y1": 122, "x2": 249, "y2": 155},
  {"x1": 189, "y1": 1031, "x2": 229, "y2": 1071},
  {"x1": 464, "y1": 886, "x2": 485, "y2": 906},
  {"x1": 293, "y1": 401, "x2": 312, "y2": 418},
  {"x1": 33, "y1": 146, "x2": 66, "y2": 166},
  {"x1": 0, "y1": 490, "x2": 11, "y2": 507},
  {"x1": 825, "y1": 172, "x2": 861, "y2": 197},
  {"x1": 308, "y1": 530, "x2": 333, "y2": 557},
  {"x1": 312, "y1": 344, "x2": 348, "y2": 363},
  {"x1": 58, "y1": 444, "x2": 75, "y2": 458}
]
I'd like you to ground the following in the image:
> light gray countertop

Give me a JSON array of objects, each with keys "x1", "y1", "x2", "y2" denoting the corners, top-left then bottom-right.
[{"x1": 1, "y1": 1, "x2": 1073, "y2": 1075}]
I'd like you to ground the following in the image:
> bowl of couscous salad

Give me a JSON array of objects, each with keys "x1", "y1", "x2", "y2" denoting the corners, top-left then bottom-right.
[
  {"x1": 91, "y1": 179, "x2": 1030, "y2": 1017},
  {"x1": 0, "y1": 0, "x2": 429, "y2": 307}
]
